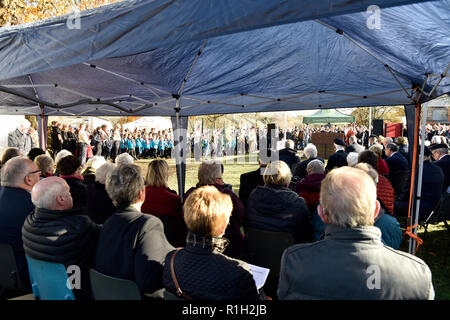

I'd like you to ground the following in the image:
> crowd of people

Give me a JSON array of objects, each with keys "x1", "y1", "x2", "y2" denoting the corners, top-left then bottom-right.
[
  {"x1": 0, "y1": 118, "x2": 448, "y2": 301},
  {"x1": 48, "y1": 121, "x2": 174, "y2": 166}
]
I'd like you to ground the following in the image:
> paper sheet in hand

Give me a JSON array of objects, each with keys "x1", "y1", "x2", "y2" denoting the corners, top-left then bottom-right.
[{"x1": 247, "y1": 263, "x2": 270, "y2": 289}]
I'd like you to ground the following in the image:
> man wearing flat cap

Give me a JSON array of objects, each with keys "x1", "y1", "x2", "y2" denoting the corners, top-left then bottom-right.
[
  {"x1": 430, "y1": 143, "x2": 449, "y2": 193},
  {"x1": 325, "y1": 138, "x2": 348, "y2": 173}
]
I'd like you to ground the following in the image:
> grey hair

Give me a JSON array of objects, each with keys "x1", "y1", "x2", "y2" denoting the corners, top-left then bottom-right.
[
  {"x1": 307, "y1": 159, "x2": 325, "y2": 174},
  {"x1": 334, "y1": 143, "x2": 345, "y2": 151},
  {"x1": 198, "y1": 160, "x2": 222, "y2": 185},
  {"x1": 34, "y1": 155, "x2": 54, "y2": 175},
  {"x1": 303, "y1": 144, "x2": 318, "y2": 159},
  {"x1": 115, "y1": 153, "x2": 134, "y2": 166},
  {"x1": 106, "y1": 164, "x2": 144, "y2": 206},
  {"x1": 31, "y1": 178, "x2": 67, "y2": 209},
  {"x1": 386, "y1": 143, "x2": 399, "y2": 152},
  {"x1": 55, "y1": 149, "x2": 72, "y2": 165},
  {"x1": 354, "y1": 163, "x2": 379, "y2": 184},
  {"x1": 285, "y1": 139, "x2": 295, "y2": 149},
  {"x1": 346, "y1": 152, "x2": 359, "y2": 167},
  {"x1": 1, "y1": 156, "x2": 31, "y2": 187},
  {"x1": 95, "y1": 163, "x2": 116, "y2": 184}
]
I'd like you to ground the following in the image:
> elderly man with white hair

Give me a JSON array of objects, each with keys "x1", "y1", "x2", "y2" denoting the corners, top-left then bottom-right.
[
  {"x1": 22, "y1": 176, "x2": 101, "y2": 299},
  {"x1": 8, "y1": 119, "x2": 35, "y2": 156},
  {"x1": 0, "y1": 156, "x2": 41, "y2": 289},
  {"x1": 292, "y1": 143, "x2": 324, "y2": 180}
]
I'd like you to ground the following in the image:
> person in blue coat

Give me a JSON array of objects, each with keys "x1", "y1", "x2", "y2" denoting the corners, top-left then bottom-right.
[
  {"x1": 150, "y1": 134, "x2": 157, "y2": 158},
  {"x1": 126, "y1": 134, "x2": 137, "y2": 159},
  {"x1": 135, "y1": 135, "x2": 143, "y2": 159},
  {"x1": 0, "y1": 157, "x2": 41, "y2": 290},
  {"x1": 142, "y1": 134, "x2": 150, "y2": 159}
]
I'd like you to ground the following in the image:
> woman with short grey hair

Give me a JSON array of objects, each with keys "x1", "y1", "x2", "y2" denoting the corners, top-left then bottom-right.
[
  {"x1": 34, "y1": 154, "x2": 55, "y2": 178},
  {"x1": 247, "y1": 160, "x2": 312, "y2": 243},
  {"x1": 96, "y1": 163, "x2": 173, "y2": 296}
]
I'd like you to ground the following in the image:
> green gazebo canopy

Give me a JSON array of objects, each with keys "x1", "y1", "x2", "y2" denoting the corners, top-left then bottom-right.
[{"x1": 303, "y1": 109, "x2": 355, "y2": 124}]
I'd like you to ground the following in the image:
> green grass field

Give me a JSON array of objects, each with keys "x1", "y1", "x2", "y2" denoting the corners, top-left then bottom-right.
[{"x1": 136, "y1": 154, "x2": 449, "y2": 300}]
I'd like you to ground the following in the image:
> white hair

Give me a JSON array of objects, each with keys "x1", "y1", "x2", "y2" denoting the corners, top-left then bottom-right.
[
  {"x1": 85, "y1": 156, "x2": 107, "y2": 170},
  {"x1": 0, "y1": 156, "x2": 30, "y2": 187},
  {"x1": 346, "y1": 152, "x2": 359, "y2": 167},
  {"x1": 303, "y1": 144, "x2": 318, "y2": 159},
  {"x1": 306, "y1": 159, "x2": 325, "y2": 175},
  {"x1": 115, "y1": 153, "x2": 134, "y2": 166},
  {"x1": 31, "y1": 178, "x2": 67, "y2": 209},
  {"x1": 334, "y1": 144, "x2": 346, "y2": 151},
  {"x1": 55, "y1": 149, "x2": 72, "y2": 165},
  {"x1": 95, "y1": 163, "x2": 116, "y2": 184},
  {"x1": 19, "y1": 119, "x2": 31, "y2": 129},
  {"x1": 198, "y1": 160, "x2": 222, "y2": 185}
]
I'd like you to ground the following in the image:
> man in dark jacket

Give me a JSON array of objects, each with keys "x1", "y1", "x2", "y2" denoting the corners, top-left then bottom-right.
[
  {"x1": 22, "y1": 177, "x2": 100, "y2": 300},
  {"x1": 430, "y1": 143, "x2": 450, "y2": 193},
  {"x1": 0, "y1": 156, "x2": 40, "y2": 289},
  {"x1": 325, "y1": 139, "x2": 348, "y2": 173},
  {"x1": 95, "y1": 164, "x2": 174, "y2": 297},
  {"x1": 278, "y1": 140, "x2": 300, "y2": 172},
  {"x1": 239, "y1": 159, "x2": 267, "y2": 210},
  {"x1": 278, "y1": 166, "x2": 434, "y2": 300},
  {"x1": 292, "y1": 143, "x2": 324, "y2": 180}
]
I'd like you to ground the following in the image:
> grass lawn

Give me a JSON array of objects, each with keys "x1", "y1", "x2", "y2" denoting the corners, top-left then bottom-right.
[{"x1": 135, "y1": 154, "x2": 449, "y2": 300}]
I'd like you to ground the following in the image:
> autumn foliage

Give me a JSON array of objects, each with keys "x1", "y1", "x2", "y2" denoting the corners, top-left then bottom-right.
[{"x1": 0, "y1": 0, "x2": 123, "y2": 27}]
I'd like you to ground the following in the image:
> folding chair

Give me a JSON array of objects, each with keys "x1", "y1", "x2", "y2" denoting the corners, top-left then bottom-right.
[
  {"x1": 89, "y1": 269, "x2": 141, "y2": 300},
  {"x1": 26, "y1": 256, "x2": 75, "y2": 300}
]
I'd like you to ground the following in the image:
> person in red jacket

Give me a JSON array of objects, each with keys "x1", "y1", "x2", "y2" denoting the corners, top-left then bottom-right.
[
  {"x1": 295, "y1": 159, "x2": 326, "y2": 215},
  {"x1": 141, "y1": 159, "x2": 186, "y2": 247},
  {"x1": 358, "y1": 150, "x2": 395, "y2": 215}
]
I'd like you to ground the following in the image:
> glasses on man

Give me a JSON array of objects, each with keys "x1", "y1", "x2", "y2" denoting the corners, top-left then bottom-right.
[{"x1": 26, "y1": 169, "x2": 41, "y2": 176}]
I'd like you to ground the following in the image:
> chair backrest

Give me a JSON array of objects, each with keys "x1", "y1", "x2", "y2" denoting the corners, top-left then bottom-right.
[
  {"x1": 163, "y1": 289, "x2": 184, "y2": 300},
  {"x1": 245, "y1": 227, "x2": 295, "y2": 276},
  {"x1": 25, "y1": 255, "x2": 75, "y2": 300},
  {"x1": 0, "y1": 243, "x2": 28, "y2": 292},
  {"x1": 89, "y1": 269, "x2": 141, "y2": 300}
]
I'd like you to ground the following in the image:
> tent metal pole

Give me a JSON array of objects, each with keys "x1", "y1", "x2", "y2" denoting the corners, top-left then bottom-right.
[
  {"x1": 410, "y1": 101, "x2": 428, "y2": 255},
  {"x1": 368, "y1": 107, "x2": 372, "y2": 136},
  {"x1": 174, "y1": 106, "x2": 184, "y2": 201}
]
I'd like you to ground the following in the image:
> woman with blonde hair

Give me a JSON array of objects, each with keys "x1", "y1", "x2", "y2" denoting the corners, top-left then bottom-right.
[
  {"x1": 162, "y1": 186, "x2": 261, "y2": 300},
  {"x1": 141, "y1": 159, "x2": 185, "y2": 247}
]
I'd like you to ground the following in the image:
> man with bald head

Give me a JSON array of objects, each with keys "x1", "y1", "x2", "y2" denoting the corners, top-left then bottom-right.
[
  {"x1": 278, "y1": 166, "x2": 434, "y2": 300},
  {"x1": 0, "y1": 156, "x2": 40, "y2": 289},
  {"x1": 22, "y1": 176, "x2": 100, "y2": 299}
]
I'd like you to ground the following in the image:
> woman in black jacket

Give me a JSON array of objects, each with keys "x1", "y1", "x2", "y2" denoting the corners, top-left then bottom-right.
[
  {"x1": 56, "y1": 155, "x2": 88, "y2": 210},
  {"x1": 163, "y1": 186, "x2": 261, "y2": 300}
]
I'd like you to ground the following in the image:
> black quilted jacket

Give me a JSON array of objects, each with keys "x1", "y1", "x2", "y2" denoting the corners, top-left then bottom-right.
[{"x1": 163, "y1": 232, "x2": 260, "y2": 300}]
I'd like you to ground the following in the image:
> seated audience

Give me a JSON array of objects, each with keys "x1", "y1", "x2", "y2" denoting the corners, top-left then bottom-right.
[
  {"x1": 86, "y1": 163, "x2": 116, "y2": 224},
  {"x1": 54, "y1": 149, "x2": 72, "y2": 166},
  {"x1": 430, "y1": 143, "x2": 449, "y2": 193},
  {"x1": 0, "y1": 156, "x2": 40, "y2": 289},
  {"x1": 141, "y1": 160, "x2": 185, "y2": 247},
  {"x1": 278, "y1": 139, "x2": 300, "y2": 172},
  {"x1": 115, "y1": 152, "x2": 134, "y2": 166},
  {"x1": 22, "y1": 177, "x2": 100, "y2": 299},
  {"x1": 95, "y1": 164, "x2": 173, "y2": 297},
  {"x1": 354, "y1": 163, "x2": 403, "y2": 249},
  {"x1": 325, "y1": 139, "x2": 348, "y2": 173},
  {"x1": 163, "y1": 186, "x2": 260, "y2": 300},
  {"x1": 394, "y1": 146, "x2": 444, "y2": 222},
  {"x1": 34, "y1": 154, "x2": 54, "y2": 179},
  {"x1": 27, "y1": 148, "x2": 46, "y2": 162},
  {"x1": 292, "y1": 143, "x2": 324, "y2": 180},
  {"x1": 369, "y1": 144, "x2": 390, "y2": 176},
  {"x1": 82, "y1": 156, "x2": 107, "y2": 185},
  {"x1": 184, "y1": 161, "x2": 245, "y2": 259},
  {"x1": 295, "y1": 159, "x2": 326, "y2": 215},
  {"x1": 278, "y1": 166, "x2": 434, "y2": 300},
  {"x1": 247, "y1": 161, "x2": 312, "y2": 243},
  {"x1": 56, "y1": 155, "x2": 88, "y2": 210},
  {"x1": 385, "y1": 143, "x2": 409, "y2": 196},
  {"x1": 358, "y1": 150, "x2": 395, "y2": 215}
]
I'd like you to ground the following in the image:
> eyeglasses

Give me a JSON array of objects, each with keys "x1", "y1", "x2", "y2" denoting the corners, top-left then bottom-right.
[{"x1": 26, "y1": 169, "x2": 41, "y2": 176}]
